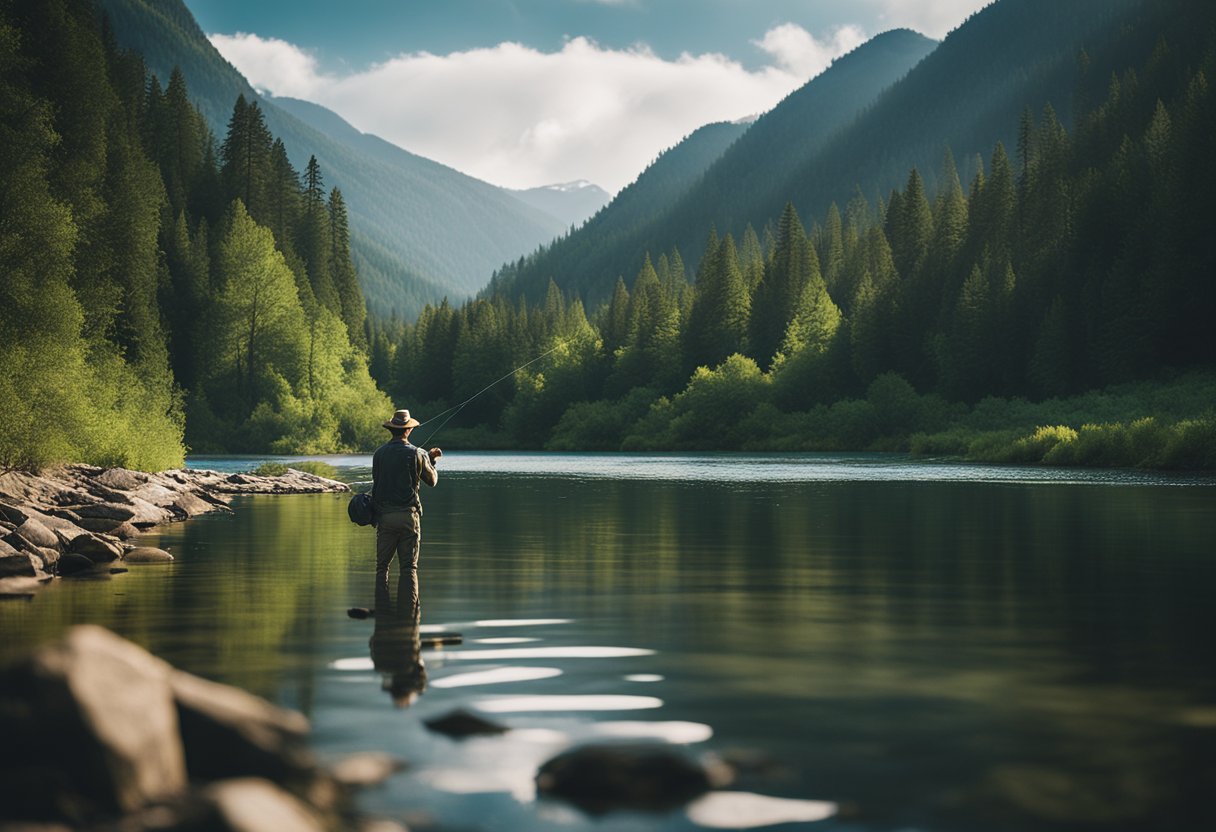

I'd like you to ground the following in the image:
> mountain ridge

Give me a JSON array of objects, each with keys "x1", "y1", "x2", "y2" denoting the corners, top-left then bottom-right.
[{"x1": 97, "y1": 0, "x2": 569, "y2": 317}]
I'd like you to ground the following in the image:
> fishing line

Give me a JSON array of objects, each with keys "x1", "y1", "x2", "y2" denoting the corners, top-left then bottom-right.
[{"x1": 413, "y1": 339, "x2": 568, "y2": 446}]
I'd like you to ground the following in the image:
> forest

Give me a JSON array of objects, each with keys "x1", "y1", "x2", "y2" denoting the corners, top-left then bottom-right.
[
  {"x1": 2, "y1": 0, "x2": 1214, "y2": 472},
  {"x1": 371, "y1": 8, "x2": 1216, "y2": 468},
  {"x1": 1, "y1": 0, "x2": 388, "y2": 470}
]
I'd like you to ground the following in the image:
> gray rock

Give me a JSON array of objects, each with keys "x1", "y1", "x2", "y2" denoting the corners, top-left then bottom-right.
[
  {"x1": 171, "y1": 670, "x2": 315, "y2": 785},
  {"x1": 56, "y1": 552, "x2": 97, "y2": 577},
  {"x1": 74, "y1": 503, "x2": 136, "y2": 523},
  {"x1": 106, "y1": 521, "x2": 142, "y2": 540},
  {"x1": 423, "y1": 709, "x2": 507, "y2": 738},
  {"x1": 13, "y1": 517, "x2": 59, "y2": 550},
  {"x1": 123, "y1": 496, "x2": 175, "y2": 527},
  {"x1": 0, "y1": 552, "x2": 39, "y2": 578},
  {"x1": 34, "y1": 546, "x2": 60, "y2": 570},
  {"x1": 73, "y1": 515, "x2": 129, "y2": 534},
  {"x1": 0, "y1": 537, "x2": 19, "y2": 557},
  {"x1": 0, "y1": 575, "x2": 43, "y2": 598},
  {"x1": 0, "y1": 500, "x2": 29, "y2": 525},
  {"x1": 535, "y1": 744, "x2": 712, "y2": 815},
  {"x1": 199, "y1": 778, "x2": 326, "y2": 832},
  {"x1": 93, "y1": 468, "x2": 150, "y2": 492},
  {"x1": 124, "y1": 547, "x2": 174, "y2": 564},
  {"x1": 69, "y1": 534, "x2": 123, "y2": 564},
  {"x1": 0, "y1": 625, "x2": 187, "y2": 821},
  {"x1": 329, "y1": 753, "x2": 407, "y2": 789},
  {"x1": 173, "y1": 491, "x2": 220, "y2": 517}
]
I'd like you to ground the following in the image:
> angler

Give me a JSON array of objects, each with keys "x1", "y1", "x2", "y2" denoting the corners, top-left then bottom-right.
[{"x1": 371, "y1": 409, "x2": 442, "y2": 598}]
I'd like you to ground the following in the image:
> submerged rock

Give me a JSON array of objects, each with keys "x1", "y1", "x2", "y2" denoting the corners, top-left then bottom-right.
[
  {"x1": 536, "y1": 744, "x2": 713, "y2": 814},
  {"x1": 56, "y1": 552, "x2": 98, "y2": 576},
  {"x1": 329, "y1": 752, "x2": 408, "y2": 789},
  {"x1": 124, "y1": 546, "x2": 174, "y2": 564},
  {"x1": 423, "y1": 709, "x2": 508, "y2": 738}
]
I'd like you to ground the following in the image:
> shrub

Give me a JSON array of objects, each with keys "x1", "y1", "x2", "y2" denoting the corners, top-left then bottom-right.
[
  {"x1": 253, "y1": 462, "x2": 289, "y2": 476},
  {"x1": 291, "y1": 460, "x2": 339, "y2": 479}
]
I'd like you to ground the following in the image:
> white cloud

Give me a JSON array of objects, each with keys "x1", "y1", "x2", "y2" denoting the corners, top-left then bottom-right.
[
  {"x1": 871, "y1": 0, "x2": 992, "y2": 39},
  {"x1": 211, "y1": 32, "x2": 322, "y2": 99},
  {"x1": 210, "y1": 25, "x2": 862, "y2": 193},
  {"x1": 752, "y1": 23, "x2": 866, "y2": 78}
]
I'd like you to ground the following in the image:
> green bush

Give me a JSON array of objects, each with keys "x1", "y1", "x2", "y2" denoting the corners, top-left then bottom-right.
[
  {"x1": 291, "y1": 460, "x2": 339, "y2": 479},
  {"x1": 253, "y1": 462, "x2": 289, "y2": 476}
]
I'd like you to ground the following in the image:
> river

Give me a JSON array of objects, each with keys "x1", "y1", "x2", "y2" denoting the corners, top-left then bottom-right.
[{"x1": 3, "y1": 453, "x2": 1215, "y2": 830}]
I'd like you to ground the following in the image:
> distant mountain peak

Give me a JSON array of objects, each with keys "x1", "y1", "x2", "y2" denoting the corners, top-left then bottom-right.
[
  {"x1": 534, "y1": 180, "x2": 603, "y2": 193},
  {"x1": 509, "y1": 181, "x2": 611, "y2": 229}
]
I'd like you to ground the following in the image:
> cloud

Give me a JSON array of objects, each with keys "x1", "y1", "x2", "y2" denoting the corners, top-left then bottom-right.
[
  {"x1": 210, "y1": 25, "x2": 861, "y2": 193},
  {"x1": 871, "y1": 0, "x2": 992, "y2": 39},
  {"x1": 752, "y1": 23, "x2": 866, "y2": 78},
  {"x1": 210, "y1": 32, "x2": 322, "y2": 99}
]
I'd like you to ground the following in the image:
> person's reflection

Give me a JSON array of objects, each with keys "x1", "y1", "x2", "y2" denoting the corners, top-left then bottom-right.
[{"x1": 369, "y1": 569, "x2": 427, "y2": 708}]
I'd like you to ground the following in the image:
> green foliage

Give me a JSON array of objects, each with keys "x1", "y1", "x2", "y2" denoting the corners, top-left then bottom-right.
[
  {"x1": 0, "y1": 1, "x2": 394, "y2": 466},
  {"x1": 252, "y1": 462, "x2": 289, "y2": 477},
  {"x1": 290, "y1": 460, "x2": 339, "y2": 479},
  {"x1": 626, "y1": 355, "x2": 770, "y2": 450}
]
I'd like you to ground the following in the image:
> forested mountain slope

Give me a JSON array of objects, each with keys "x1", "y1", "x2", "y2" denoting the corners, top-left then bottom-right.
[
  {"x1": 97, "y1": 0, "x2": 569, "y2": 317},
  {"x1": 487, "y1": 119, "x2": 750, "y2": 305},
  {"x1": 508, "y1": 181, "x2": 612, "y2": 231},
  {"x1": 759, "y1": 0, "x2": 1144, "y2": 239},
  {"x1": 492, "y1": 28, "x2": 937, "y2": 306}
]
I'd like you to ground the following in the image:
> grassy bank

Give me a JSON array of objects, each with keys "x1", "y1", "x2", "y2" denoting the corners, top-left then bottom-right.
[{"x1": 419, "y1": 370, "x2": 1216, "y2": 471}]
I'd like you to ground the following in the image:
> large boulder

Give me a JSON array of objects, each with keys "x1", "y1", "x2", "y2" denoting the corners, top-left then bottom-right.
[
  {"x1": 73, "y1": 503, "x2": 136, "y2": 523},
  {"x1": 0, "y1": 551, "x2": 40, "y2": 578},
  {"x1": 536, "y1": 744, "x2": 713, "y2": 815},
  {"x1": 93, "y1": 468, "x2": 151, "y2": 492},
  {"x1": 171, "y1": 670, "x2": 315, "y2": 785},
  {"x1": 0, "y1": 626, "x2": 187, "y2": 823},
  {"x1": 12, "y1": 517, "x2": 59, "y2": 550},
  {"x1": 198, "y1": 778, "x2": 327, "y2": 832},
  {"x1": 69, "y1": 533, "x2": 124, "y2": 564}
]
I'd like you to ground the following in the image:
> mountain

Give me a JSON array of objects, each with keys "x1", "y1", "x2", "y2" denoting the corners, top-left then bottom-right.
[
  {"x1": 508, "y1": 181, "x2": 612, "y2": 230},
  {"x1": 488, "y1": 119, "x2": 751, "y2": 304},
  {"x1": 96, "y1": 0, "x2": 568, "y2": 318},
  {"x1": 493, "y1": 28, "x2": 937, "y2": 306},
  {"x1": 759, "y1": 0, "x2": 1146, "y2": 240}
]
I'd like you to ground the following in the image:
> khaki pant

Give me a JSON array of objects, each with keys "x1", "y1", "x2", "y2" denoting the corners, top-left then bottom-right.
[{"x1": 376, "y1": 508, "x2": 421, "y2": 579}]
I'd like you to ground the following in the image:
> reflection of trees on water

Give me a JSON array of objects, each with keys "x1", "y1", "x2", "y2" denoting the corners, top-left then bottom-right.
[{"x1": 422, "y1": 477, "x2": 1216, "y2": 829}]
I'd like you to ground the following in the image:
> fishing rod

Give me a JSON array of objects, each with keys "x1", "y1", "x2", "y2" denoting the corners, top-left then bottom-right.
[{"x1": 413, "y1": 339, "x2": 569, "y2": 447}]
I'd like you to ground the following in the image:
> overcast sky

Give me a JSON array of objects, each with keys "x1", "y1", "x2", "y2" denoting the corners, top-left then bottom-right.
[{"x1": 191, "y1": 0, "x2": 991, "y2": 192}]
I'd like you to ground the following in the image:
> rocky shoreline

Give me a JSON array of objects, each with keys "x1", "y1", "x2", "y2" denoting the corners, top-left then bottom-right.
[
  {"x1": 0, "y1": 464, "x2": 349, "y2": 598},
  {"x1": 0, "y1": 625, "x2": 406, "y2": 831}
]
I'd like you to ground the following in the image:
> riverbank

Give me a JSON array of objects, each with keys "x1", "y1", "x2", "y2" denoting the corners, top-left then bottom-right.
[
  {"x1": 423, "y1": 371, "x2": 1216, "y2": 471},
  {"x1": 0, "y1": 464, "x2": 348, "y2": 598}
]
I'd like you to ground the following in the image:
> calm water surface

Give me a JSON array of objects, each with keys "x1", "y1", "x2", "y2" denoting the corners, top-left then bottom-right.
[{"x1": 3, "y1": 453, "x2": 1215, "y2": 831}]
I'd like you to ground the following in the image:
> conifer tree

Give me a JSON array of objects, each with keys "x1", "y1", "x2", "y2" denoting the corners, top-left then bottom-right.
[
  {"x1": 750, "y1": 202, "x2": 819, "y2": 369},
  {"x1": 328, "y1": 187, "x2": 366, "y2": 349},
  {"x1": 684, "y1": 233, "x2": 750, "y2": 372},
  {"x1": 220, "y1": 95, "x2": 272, "y2": 220}
]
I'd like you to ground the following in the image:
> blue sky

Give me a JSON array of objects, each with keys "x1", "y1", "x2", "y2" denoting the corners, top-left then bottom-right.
[{"x1": 191, "y1": 0, "x2": 990, "y2": 191}]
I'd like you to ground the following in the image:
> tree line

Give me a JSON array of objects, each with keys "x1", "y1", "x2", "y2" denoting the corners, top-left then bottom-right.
[
  {"x1": 1, "y1": 0, "x2": 388, "y2": 470},
  {"x1": 370, "y1": 24, "x2": 1214, "y2": 453}
]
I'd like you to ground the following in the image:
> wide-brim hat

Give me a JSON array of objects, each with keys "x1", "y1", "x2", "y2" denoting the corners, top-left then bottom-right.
[{"x1": 383, "y1": 409, "x2": 421, "y2": 430}]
